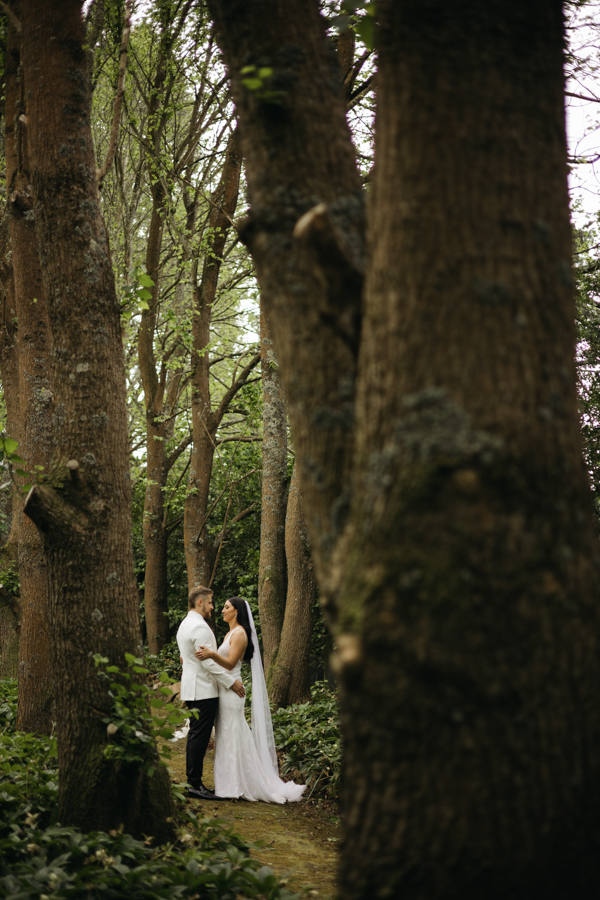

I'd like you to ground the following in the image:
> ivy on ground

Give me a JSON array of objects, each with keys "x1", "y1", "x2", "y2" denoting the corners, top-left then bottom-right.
[{"x1": 0, "y1": 678, "x2": 301, "y2": 900}]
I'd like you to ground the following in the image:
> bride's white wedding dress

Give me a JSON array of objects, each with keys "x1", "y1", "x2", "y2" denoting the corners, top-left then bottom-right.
[{"x1": 214, "y1": 628, "x2": 306, "y2": 804}]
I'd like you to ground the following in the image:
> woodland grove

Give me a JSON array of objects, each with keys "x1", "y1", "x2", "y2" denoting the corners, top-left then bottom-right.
[{"x1": 1, "y1": 2, "x2": 600, "y2": 900}]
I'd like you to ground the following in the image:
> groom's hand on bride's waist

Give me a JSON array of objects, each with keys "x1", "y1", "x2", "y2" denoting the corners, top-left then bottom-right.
[{"x1": 232, "y1": 680, "x2": 245, "y2": 698}]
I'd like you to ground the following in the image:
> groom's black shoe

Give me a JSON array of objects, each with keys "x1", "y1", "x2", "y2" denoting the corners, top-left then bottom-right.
[{"x1": 187, "y1": 784, "x2": 225, "y2": 801}]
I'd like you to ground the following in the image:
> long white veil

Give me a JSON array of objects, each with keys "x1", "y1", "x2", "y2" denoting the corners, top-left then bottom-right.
[{"x1": 245, "y1": 601, "x2": 279, "y2": 777}]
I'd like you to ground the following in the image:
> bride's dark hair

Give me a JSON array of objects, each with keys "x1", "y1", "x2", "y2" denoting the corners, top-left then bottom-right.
[{"x1": 228, "y1": 597, "x2": 254, "y2": 661}]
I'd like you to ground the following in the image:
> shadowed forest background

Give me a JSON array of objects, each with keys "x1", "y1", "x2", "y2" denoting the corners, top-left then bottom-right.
[{"x1": 2, "y1": 1, "x2": 600, "y2": 899}]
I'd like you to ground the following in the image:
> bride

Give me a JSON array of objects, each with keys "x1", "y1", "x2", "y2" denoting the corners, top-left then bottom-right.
[{"x1": 196, "y1": 596, "x2": 306, "y2": 804}]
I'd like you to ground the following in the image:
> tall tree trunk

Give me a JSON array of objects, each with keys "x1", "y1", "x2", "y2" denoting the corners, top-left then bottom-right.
[
  {"x1": 21, "y1": 0, "x2": 175, "y2": 839},
  {"x1": 258, "y1": 311, "x2": 287, "y2": 673},
  {"x1": 5, "y1": 7, "x2": 54, "y2": 734},
  {"x1": 206, "y1": 0, "x2": 364, "y2": 596},
  {"x1": 335, "y1": 5, "x2": 600, "y2": 897},
  {"x1": 184, "y1": 130, "x2": 244, "y2": 588},
  {"x1": 209, "y1": 1, "x2": 600, "y2": 897},
  {"x1": 0, "y1": 227, "x2": 20, "y2": 680},
  {"x1": 268, "y1": 463, "x2": 314, "y2": 708},
  {"x1": 138, "y1": 3, "x2": 191, "y2": 654},
  {"x1": 139, "y1": 194, "x2": 171, "y2": 654}
]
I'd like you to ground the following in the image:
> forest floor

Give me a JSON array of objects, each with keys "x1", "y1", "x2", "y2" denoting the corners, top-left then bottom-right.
[{"x1": 163, "y1": 708, "x2": 340, "y2": 898}]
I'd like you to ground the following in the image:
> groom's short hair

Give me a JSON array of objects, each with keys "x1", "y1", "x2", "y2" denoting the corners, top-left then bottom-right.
[{"x1": 188, "y1": 585, "x2": 213, "y2": 610}]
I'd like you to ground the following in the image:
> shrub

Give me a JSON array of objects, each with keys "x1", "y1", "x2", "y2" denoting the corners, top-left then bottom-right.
[
  {"x1": 0, "y1": 678, "x2": 17, "y2": 733},
  {"x1": 0, "y1": 678, "x2": 301, "y2": 900},
  {"x1": 272, "y1": 682, "x2": 341, "y2": 800},
  {"x1": 145, "y1": 640, "x2": 182, "y2": 682},
  {"x1": 93, "y1": 653, "x2": 188, "y2": 776}
]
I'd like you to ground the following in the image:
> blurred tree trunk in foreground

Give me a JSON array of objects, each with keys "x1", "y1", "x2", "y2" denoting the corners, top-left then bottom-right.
[{"x1": 208, "y1": 1, "x2": 600, "y2": 897}]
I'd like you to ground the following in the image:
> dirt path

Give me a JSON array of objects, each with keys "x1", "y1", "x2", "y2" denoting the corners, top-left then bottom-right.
[{"x1": 167, "y1": 730, "x2": 339, "y2": 898}]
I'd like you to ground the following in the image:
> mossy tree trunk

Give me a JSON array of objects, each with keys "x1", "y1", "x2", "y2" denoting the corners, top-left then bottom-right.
[
  {"x1": 208, "y1": 0, "x2": 600, "y2": 897},
  {"x1": 206, "y1": 0, "x2": 363, "y2": 595},
  {"x1": 268, "y1": 463, "x2": 315, "y2": 708},
  {"x1": 258, "y1": 311, "x2": 287, "y2": 673},
  {"x1": 0, "y1": 206, "x2": 20, "y2": 682},
  {"x1": 5, "y1": 5, "x2": 54, "y2": 734},
  {"x1": 20, "y1": 0, "x2": 175, "y2": 839}
]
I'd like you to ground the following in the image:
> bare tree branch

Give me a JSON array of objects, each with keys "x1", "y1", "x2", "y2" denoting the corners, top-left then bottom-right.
[
  {"x1": 165, "y1": 432, "x2": 193, "y2": 472},
  {"x1": 211, "y1": 351, "x2": 261, "y2": 429},
  {"x1": 566, "y1": 90, "x2": 600, "y2": 104},
  {"x1": 0, "y1": 1, "x2": 20, "y2": 33},
  {"x1": 97, "y1": 0, "x2": 132, "y2": 186},
  {"x1": 211, "y1": 503, "x2": 257, "y2": 553},
  {"x1": 215, "y1": 434, "x2": 262, "y2": 446}
]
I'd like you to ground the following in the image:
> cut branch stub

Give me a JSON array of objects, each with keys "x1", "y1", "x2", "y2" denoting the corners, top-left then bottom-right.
[
  {"x1": 67, "y1": 459, "x2": 80, "y2": 482},
  {"x1": 293, "y1": 201, "x2": 365, "y2": 278},
  {"x1": 292, "y1": 201, "x2": 365, "y2": 355},
  {"x1": 10, "y1": 189, "x2": 32, "y2": 212},
  {"x1": 23, "y1": 481, "x2": 89, "y2": 536}
]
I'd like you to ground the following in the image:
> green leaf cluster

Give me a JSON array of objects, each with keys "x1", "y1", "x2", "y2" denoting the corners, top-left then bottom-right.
[
  {"x1": 0, "y1": 435, "x2": 45, "y2": 497},
  {"x1": 271, "y1": 682, "x2": 341, "y2": 800},
  {"x1": 574, "y1": 213, "x2": 600, "y2": 520},
  {"x1": 239, "y1": 65, "x2": 285, "y2": 103},
  {"x1": 145, "y1": 641, "x2": 183, "y2": 682},
  {"x1": 0, "y1": 563, "x2": 19, "y2": 597},
  {"x1": 93, "y1": 653, "x2": 187, "y2": 776},
  {"x1": 330, "y1": 0, "x2": 377, "y2": 50},
  {"x1": 120, "y1": 266, "x2": 155, "y2": 320}
]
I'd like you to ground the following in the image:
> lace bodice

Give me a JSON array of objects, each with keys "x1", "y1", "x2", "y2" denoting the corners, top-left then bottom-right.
[{"x1": 218, "y1": 627, "x2": 244, "y2": 679}]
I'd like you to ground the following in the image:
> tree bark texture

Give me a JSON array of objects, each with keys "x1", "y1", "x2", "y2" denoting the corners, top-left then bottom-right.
[
  {"x1": 209, "y1": 1, "x2": 600, "y2": 897},
  {"x1": 5, "y1": 8, "x2": 55, "y2": 735},
  {"x1": 139, "y1": 194, "x2": 172, "y2": 655},
  {"x1": 334, "y1": 5, "x2": 600, "y2": 897},
  {"x1": 206, "y1": 0, "x2": 364, "y2": 592},
  {"x1": 257, "y1": 311, "x2": 287, "y2": 673},
  {"x1": 0, "y1": 226, "x2": 20, "y2": 556},
  {"x1": 0, "y1": 263, "x2": 19, "y2": 471},
  {"x1": 0, "y1": 225, "x2": 20, "y2": 680},
  {"x1": 20, "y1": 0, "x2": 175, "y2": 839},
  {"x1": 184, "y1": 130, "x2": 246, "y2": 588},
  {"x1": 268, "y1": 463, "x2": 314, "y2": 708},
  {"x1": 0, "y1": 588, "x2": 19, "y2": 679}
]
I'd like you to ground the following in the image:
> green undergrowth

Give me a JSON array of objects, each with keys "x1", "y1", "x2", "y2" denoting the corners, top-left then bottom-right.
[
  {"x1": 145, "y1": 640, "x2": 182, "y2": 682},
  {"x1": 93, "y1": 652, "x2": 189, "y2": 775},
  {"x1": 0, "y1": 678, "x2": 302, "y2": 900},
  {"x1": 272, "y1": 682, "x2": 341, "y2": 801}
]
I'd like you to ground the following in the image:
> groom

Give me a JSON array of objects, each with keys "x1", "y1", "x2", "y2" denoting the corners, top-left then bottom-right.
[{"x1": 177, "y1": 584, "x2": 245, "y2": 800}]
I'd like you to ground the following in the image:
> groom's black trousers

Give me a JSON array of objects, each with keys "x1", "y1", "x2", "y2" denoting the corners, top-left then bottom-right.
[{"x1": 185, "y1": 697, "x2": 218, "y2": 789}]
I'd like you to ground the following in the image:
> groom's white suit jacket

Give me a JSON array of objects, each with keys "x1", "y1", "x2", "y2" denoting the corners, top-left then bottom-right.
[{"x1": 177, "y1": 610, "x2": 236, "y2": 702}]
